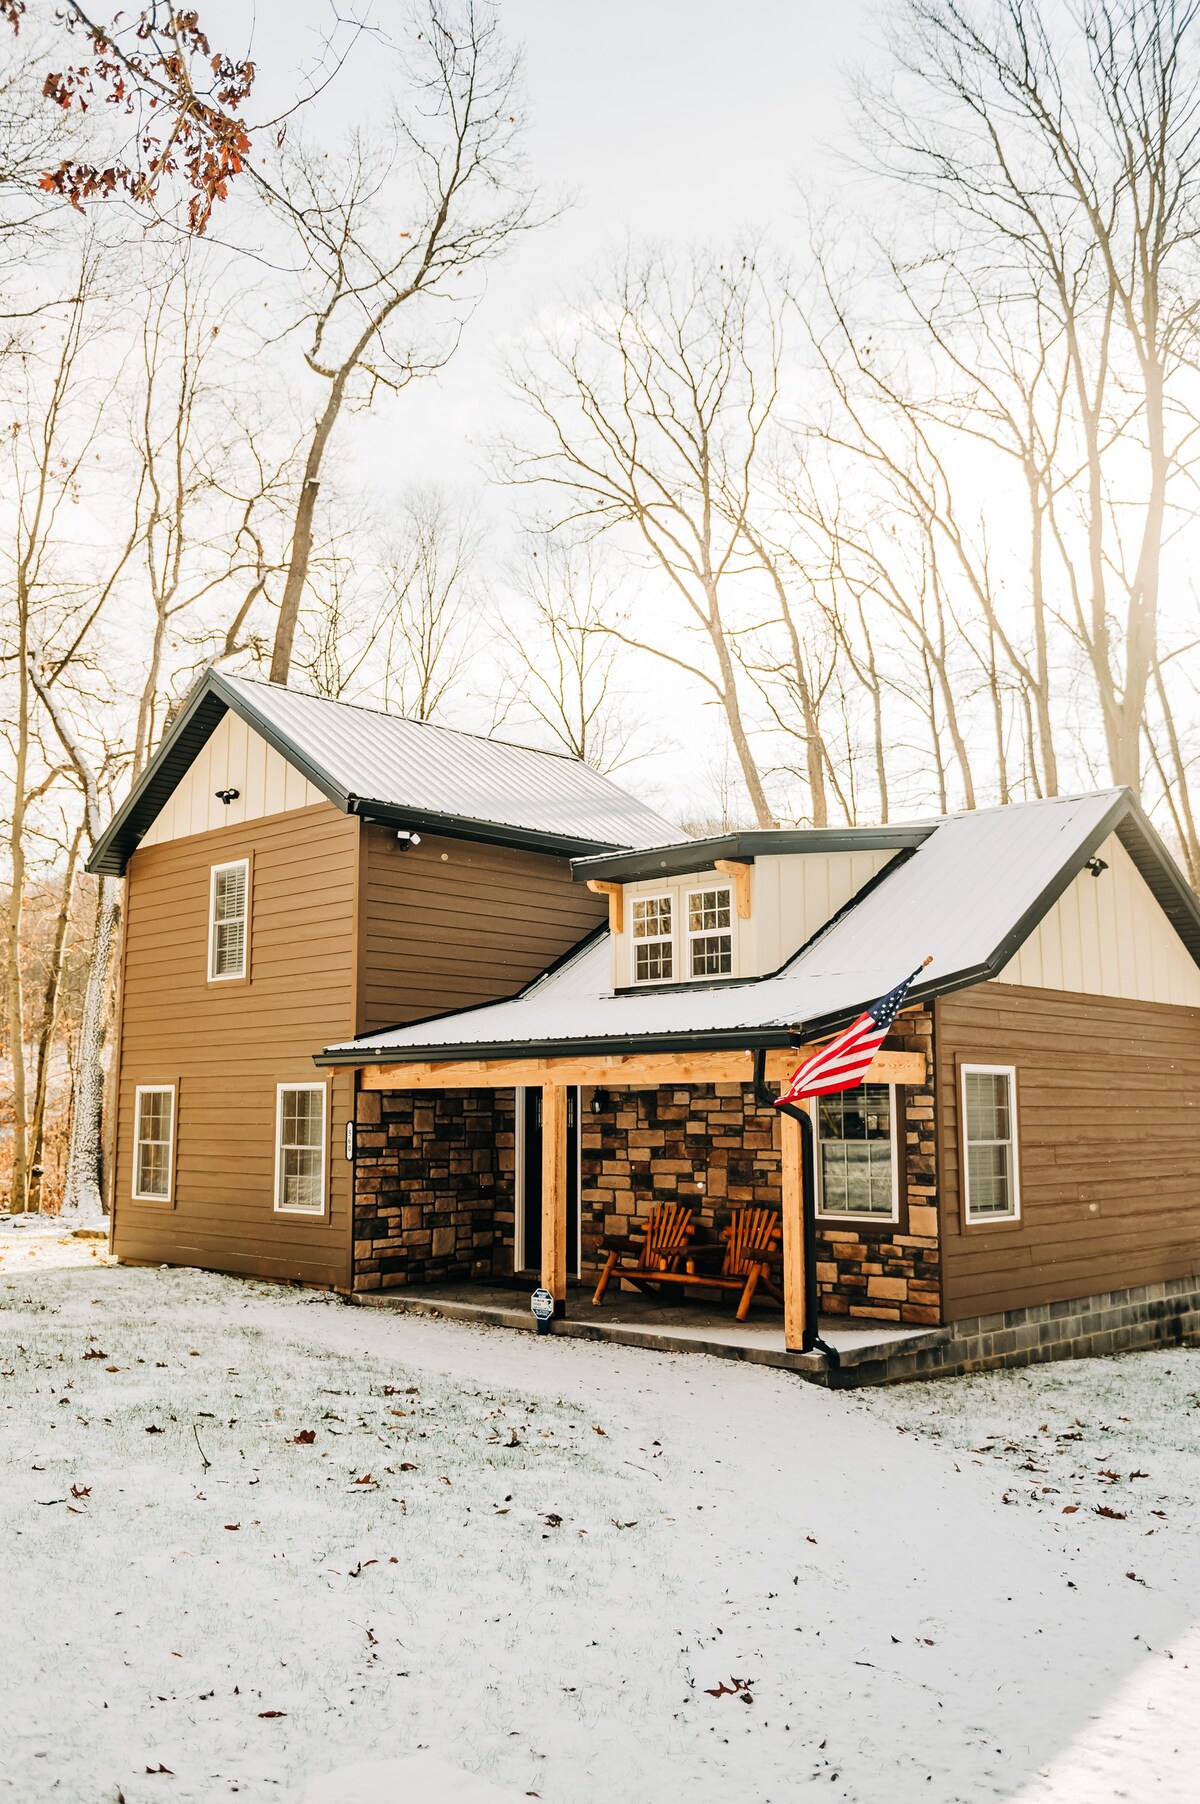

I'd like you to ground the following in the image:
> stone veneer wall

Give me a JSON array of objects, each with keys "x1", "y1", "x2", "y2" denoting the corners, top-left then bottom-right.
[
  {"x1": 352, "y1": 1088, "x2": 515, "y2": 1291},
  {"x1": 580, "y1": 1007, "x2": 941, "y2": 1327},
  {"x1": 813, "y1": 1008, "x2": 940, "y2": 1327}
]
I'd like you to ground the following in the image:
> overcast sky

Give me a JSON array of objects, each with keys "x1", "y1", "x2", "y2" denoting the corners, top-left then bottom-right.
[
  {"x1": 210, "y1": 0, "x2": 871, "y2": 487},
  {"x1": 196, "y1": 0, "x2": 875, "y2": 815}
]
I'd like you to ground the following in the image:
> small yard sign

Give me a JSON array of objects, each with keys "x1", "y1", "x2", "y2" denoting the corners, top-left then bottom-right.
[{"x1": 530, "y1": 1287, "x2": 555, "y2": 1334}]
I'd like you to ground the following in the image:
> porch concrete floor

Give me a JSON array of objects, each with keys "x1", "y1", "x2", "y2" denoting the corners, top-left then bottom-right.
[{"x1": 354, "y1": 1281, "x2": 950, "y2": 1380}]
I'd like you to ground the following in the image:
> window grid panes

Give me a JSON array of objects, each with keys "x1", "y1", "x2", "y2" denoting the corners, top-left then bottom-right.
[
  {"x1": 276, "y1": 1085, "x2": 326, "y2": 1214},
  {"x1": 134, "y1": 1087, "x2": 174, "y2": 1200},
  {"x1": 815, "y1": 1083, "x2": 895, "y2": 1218},
  {"x1": 210, "y1": 861, "x2": 248, "y2": 979},
  {"x1": 632, "y1": 894, "x2": 673, "y2": 982},
  {"x1": 687, "y1": 886, "x2": 732, "y2": 977},
  {"x1": 963, "y1": 1068, "x2": 1017, "y2": 1220}
]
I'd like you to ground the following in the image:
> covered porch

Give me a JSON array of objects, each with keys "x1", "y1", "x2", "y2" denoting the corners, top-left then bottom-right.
[{"x1": 346, "y1": 1039, "x2": 936, "y2": 1376}]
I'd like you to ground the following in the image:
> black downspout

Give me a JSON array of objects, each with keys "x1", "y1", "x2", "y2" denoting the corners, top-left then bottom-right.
[{"x1": 753, "y1": 1048, "x2": 841, "y2": 1371}]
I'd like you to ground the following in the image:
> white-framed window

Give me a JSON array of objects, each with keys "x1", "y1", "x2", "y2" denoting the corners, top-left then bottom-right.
[
  {"x1": 274, "y1": 1083, "x2": 327, "y2": 1215},
  {"x1": 133, "y1": 1084, "x2": 176, "y2": 1202},
  {"x1": 631, "y1": 893, "x2": 674, "y2": 983},
  {"x1": 813, "y1": 1082, "x2": 898, "y2": 1221},
  {"x1": 208, "y1": 858, "x2": 249, "y2": 981},
  {"x1": 961, "y1": 1064, "x2": 1020, "y2": 1223},
  {"x1": 687, "y1": 884, "x2": 733, "y2": 977}
]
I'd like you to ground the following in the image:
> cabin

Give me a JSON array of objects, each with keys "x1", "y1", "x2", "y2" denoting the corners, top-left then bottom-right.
[{"x1": 90, "y1": 674, "x2": 1200, "y2": 1385}]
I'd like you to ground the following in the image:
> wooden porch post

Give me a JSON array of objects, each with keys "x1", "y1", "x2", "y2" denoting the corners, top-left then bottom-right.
[
  {"x1": 780, "y1": 1106, "x2": 807, "y2": 1352},
  {"x1": 540, "y1": 1083, "x2": 568, "y2": 1317}
]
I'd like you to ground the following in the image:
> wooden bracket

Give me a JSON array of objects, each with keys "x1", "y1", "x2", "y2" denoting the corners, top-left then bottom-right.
[
  {"x1": 713, "y1": 859, "x2": 752, "y2": 919},
  {"x1": 586, "y1": 879, "x2": 623, "y2": 933}
]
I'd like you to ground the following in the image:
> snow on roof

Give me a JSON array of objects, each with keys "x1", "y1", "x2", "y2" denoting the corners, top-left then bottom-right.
[
  {"x1": 320, "y1": 787, "x2": 1200, "y2": 1064},
  {"x1": 88, "y1": 670, "x2": 679, "y2": 873}
]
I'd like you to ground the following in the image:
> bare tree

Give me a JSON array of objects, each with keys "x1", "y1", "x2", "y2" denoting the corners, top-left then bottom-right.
[
  {"x1": 501, "y1": 533, "x2": 647, "y2": 772},
  {"x1": 504, "y1": 244, "x2": 781, "y2": 826},
  {"x1": 860, "y1": 0, "x2": 1200, "y2": 793},
  {"x1": 268, "y1": 0, "x2": 540, "y2": 685}
]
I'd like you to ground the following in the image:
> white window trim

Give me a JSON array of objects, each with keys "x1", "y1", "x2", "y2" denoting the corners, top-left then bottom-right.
[
  {"x1": 208, "y1": 857, "x2": 249, "y2": 982},
  {"x1": 274, "y1": 1082, "x2": 328, "y2": 1216},
  {"x1": 961, "y1": 1062, "x2": 1021, "y2": 1225},
  {"x1": 685, "y1": 883, "x2": 734, "y2": 980},
  {"x1": 132, "y1": 1083, "x2": 176, "y2": 1203},
  {"x1": 812, "y1": 1083, "x2": 900, "y2": 1225},
  {"x1": 630, "y1": 891, "x2": 675, "y2": 985}
]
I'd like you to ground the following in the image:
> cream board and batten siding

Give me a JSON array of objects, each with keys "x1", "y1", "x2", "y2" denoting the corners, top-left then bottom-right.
[
  {"x1": 140, "y1": 711, "x2": 326, "y2": 847},
  {"x1": 612, "y1": 850, "x2": 897, "y2": 985},
  {"x1": 996, "y1": 831, "x2": 1200, "y2": 1007}
]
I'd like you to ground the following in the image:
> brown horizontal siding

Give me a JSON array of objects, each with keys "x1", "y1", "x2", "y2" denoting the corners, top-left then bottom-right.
[
  {"x1": 356, "y1": 826, "x2": 605, "y2": 1034},
  {"x1": 113, "y1": 803, "x2": 358, "y2": 1287},
  {"x1": 936, "y1": 982, "x2": 1200, "y2": 1320}
]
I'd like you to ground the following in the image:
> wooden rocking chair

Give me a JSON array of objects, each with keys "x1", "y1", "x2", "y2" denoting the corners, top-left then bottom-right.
[
  {"x1": 680, "y1": 1207, "x2": 784, "y2": 1320},
  {"x1": 591, "y1": 1202, "x2": 696, "y2": 1305}
]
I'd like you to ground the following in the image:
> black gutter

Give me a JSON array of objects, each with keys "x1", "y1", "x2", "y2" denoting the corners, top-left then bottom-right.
[
  {"x1": 752, "y1": 1049, "x2": 840, "y2": 1370},
  {"x1": 315, "y1": 1024, "x2": 800, "y2": 1068},
  {"x1": 347, "y1": 797, "x2": 635, "y2": 858},
  {"x1": 571, "y1": 824, "x2": 934, "y2": 884}
]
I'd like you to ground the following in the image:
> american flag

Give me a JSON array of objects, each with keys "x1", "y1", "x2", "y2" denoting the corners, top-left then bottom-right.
[{"x1": 774, "y1": 960, "x2": 929, "y2": 1107}]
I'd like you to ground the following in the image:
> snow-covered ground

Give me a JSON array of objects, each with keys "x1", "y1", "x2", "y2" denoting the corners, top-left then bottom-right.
[{"x1": 2, "y1": 1243, "x2": 1199, "y2": 1803}]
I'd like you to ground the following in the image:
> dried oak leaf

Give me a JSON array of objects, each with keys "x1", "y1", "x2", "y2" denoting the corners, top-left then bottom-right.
[
  {"x1": 290, "y1": 1429, "x2": 316, "y2": 1445},
  {"x1": 1095, "y1": 1505, "x2": 1127, "y2": 1520}
]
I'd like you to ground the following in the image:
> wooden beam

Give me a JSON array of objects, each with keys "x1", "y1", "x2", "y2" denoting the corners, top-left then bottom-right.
[
  {"x1": 541, "y1": 1083, "x2": 568, "y2": 1315},
  {"x1": 359, "y1": 1047, "x2": 926, "y2": 1092},
  {"x1": 586, "y1": 879, "x2": 623, "y2": 933},
  {"x1": 779, "y1": 1106, "x2": 807, "y2": 1352},
  {"x1": 713, "y1": 858, "x2": 752, "y2": 919}
]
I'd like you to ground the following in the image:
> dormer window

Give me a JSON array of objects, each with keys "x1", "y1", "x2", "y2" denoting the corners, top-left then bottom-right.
[
  {"x1": 687, "y1": 886, "x2": 733, "y2": 976},
  {"x1": 632, "y1": 894, "x2": 673, "y2": 982}
]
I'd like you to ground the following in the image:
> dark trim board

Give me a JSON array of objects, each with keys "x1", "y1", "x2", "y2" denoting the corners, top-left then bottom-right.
[{"x1": 570, "y1": 824, "x2": 933, "y2": 883}]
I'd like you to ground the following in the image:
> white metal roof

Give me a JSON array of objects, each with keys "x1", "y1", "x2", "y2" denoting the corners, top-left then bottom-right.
[{"x1": 322, "y1": 787, "x2": 1198, "y2": 1062}]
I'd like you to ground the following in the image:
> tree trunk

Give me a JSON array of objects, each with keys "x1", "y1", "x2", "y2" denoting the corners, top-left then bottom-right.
[
  {"x1": 59, "y1": 875, "x2": 120, "y2": 1221},
  {"x1": 5, "y1": 650, "x2": 30, "y2": 1213},
  {"x1": 28, "y1": 829, "x2": 83, "y2": 1212}
]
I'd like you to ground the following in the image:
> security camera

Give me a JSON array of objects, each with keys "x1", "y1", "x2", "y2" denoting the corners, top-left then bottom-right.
[
  {"x1": 215, "y1": 788, "x2": 240, "y2": 805},
  {"x1": 395, "y1": 830, "x2": 422, "y2": 851},
  {"x1": 1086, "y1": 856, "x2": 1108, "y2": 878}
]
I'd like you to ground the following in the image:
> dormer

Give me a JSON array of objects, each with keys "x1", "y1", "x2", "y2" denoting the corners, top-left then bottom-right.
[{"x1": 573, "y1": 827, "x2": 931, "y2": 991}]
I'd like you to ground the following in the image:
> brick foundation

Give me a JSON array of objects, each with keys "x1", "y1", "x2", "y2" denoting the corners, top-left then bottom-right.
[{"x1": 832, "y1": 1275, "x2": 1200, "y2": 1387}]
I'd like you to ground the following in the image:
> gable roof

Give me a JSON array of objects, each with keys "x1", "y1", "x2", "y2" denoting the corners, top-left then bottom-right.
[
  {"x1": 86, "y1": 670, "x2": 679, "y2": 874},
  {"x1": 317, "y1": 787, "x2": 1200, "y2": 1065}
]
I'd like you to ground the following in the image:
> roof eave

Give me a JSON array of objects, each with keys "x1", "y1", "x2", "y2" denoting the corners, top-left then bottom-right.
[
  {"x1": 314, "y1": 1024, "x2": 803, "y2": 1068},
  {"x1": 570, "y1": 825, "x2": 934, "y2": 883}
]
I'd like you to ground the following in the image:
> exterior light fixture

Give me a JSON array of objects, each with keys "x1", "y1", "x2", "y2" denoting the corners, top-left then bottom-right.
[
  {"x1": 395, "y1": 830, "x2": 422, "y2": 852},
  {"x1": 590, "y1": 1089, "x2": 606, "y2": 1115},
  {"x1": 215, "y1": 788, "x2": 240, "y2": 805},
  {"x1": 1086, "y1": 856, "x2": 1108, "y2": 878}
]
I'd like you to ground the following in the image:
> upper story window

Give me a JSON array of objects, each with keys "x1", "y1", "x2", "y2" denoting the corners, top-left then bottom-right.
[
  {"x1": 209, "y1": 858, "x2": 249, "y2": 981},
  {"x1": 632, "y1": 894, "x2": 673, "y2": 982},
  {"x1": 687, "y1": 885, "x2": 733, "y2": 977},
  {"x1": 814, "y1": 1083, "x2": 897, "y2": 1221},
  {"x1": 962, "y1": 1065, "x2": 1020, "y2": 1222}
]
